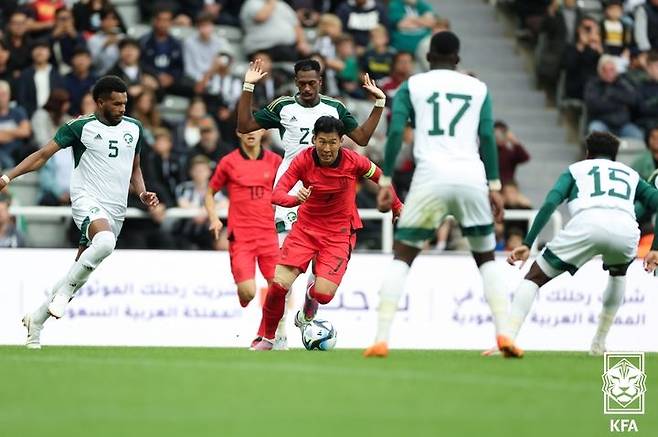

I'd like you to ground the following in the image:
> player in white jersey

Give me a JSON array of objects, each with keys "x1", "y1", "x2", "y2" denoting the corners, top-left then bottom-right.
[
  {"x1": 237, "y1": 58, "x2": 386, "y2": 348},
  {"x1": 0, "y1": 76, "x2": 159, "y2": 349},
  {"x1": 499, "y1": 132, "x2": 658, "y2": 358},
  {"x1": 364, "y1": 31, "x2": 509, "y2": 358}
]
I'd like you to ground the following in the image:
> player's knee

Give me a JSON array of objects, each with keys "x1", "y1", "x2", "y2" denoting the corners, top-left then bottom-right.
[
  {"x1": 237, "y1": 282, "x2": 256, "y2": 303},
  {"x1": 92, "y1": 231, "x2": 116, "y2": 260},
  {"x1": 472, "y1": 250, "x2": 495, "y2": 267},
  {"x1": 312, "y1": 280, "x2": 337, "y2": 304},
  {"x1": 525, "y1": 262, "x2": 551, "y2": 287},
  {"x1": 393, "y1": 241, "x2": 420, "y2": 266},
  {"x1": 273, "y1": 265, "x2": 298, "y2": 290}
]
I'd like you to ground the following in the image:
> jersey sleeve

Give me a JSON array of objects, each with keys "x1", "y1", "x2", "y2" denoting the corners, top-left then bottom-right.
[
  {"x1": 634, "y1": 179, "x2": 658, "y2": 250},
  {"x1": 272, "y1": 154, "x2": 304, "y2": 207},
  {"x1": 478, "y1": 92, "x2": 500, "y2": 183},
  {"x1": 355, "y1": 153, "x2": 403, "y2": 213},
  {"x1": 53, "y1": 123, "x2": 77, "y2": 149},
  {"x1": 135, "y1": 121, "x2": 146, "y2": 154},
  {"x1": 253, "y1": 106, "x2": 282, "y2": 130},
  {"x1": 336, "y1": 101, "x2": 359, "y2": 133},
  {"x1": 383, "y1": 80, "x2": 413, "y2": 177},
  {"x1": 523, "y1": 169, "x2": 574, "y2": 247},
  {"x1": 209, "y1": 158, "x2": 229, "y2": 192}
]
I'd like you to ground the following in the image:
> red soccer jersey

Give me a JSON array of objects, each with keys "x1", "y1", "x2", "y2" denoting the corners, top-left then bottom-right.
[
  {"x1": 272, "y1": 148, "x2": 401, "y2": 235},
  {"x1": 209, "y1": 147, "x2": 282, "y2": 241}
]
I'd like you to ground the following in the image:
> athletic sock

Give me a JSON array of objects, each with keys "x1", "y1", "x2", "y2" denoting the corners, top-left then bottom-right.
[
  {"x1": 260, "y1": 283, "x2": 289, "y2": 340},
  {"x1": 504, "y1": 279, "x2": 540, "y2": 339},
  {"x1": 374, "y1": 259, "x2": 410, "y2": 343},
  {"x1": 593, "y1": 276, "x2": 626, "y2": 343},
  {"x1": 55, "y1": 231, "x2": 116, "y2": 298},
  {"x1": 303, "y1": 280, "x2": 318, "y2": 320},
  {"x1": 479, "y1": 260, "x2": 509, "y2": 335}
]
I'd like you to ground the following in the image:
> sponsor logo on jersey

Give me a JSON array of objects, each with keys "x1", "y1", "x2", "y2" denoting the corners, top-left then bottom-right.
[{"x1": 123, "y1": 132, "x2": 134, "y2": 145}]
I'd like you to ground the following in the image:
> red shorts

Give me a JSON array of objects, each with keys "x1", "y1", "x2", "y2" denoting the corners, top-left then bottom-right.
[
  {"x1": 279, "y1": 225, "x2": 356, "y2": 285},
  {"x1": 229, "y1": 232, "x2": 279, "y2": 283}
]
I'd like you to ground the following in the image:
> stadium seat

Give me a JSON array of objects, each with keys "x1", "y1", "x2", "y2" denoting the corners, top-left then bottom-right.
[
  {"x1": 9, "y1": 172, "x2": 39, "y2": 206},
  {"x1": 171, "y1": 26, "x2": 196, "y2": 41},
  {"x1": 23, "y1": 217, "x2": 69, "y2": 248},
  {"x1": 215, "y1": 26, "x2": 243, "y2": 43},
  {"x1": 159, "y1": 95, "x2": 190, "y2": 123},
  {"x1": 127, "y1": 24, "x2": 151, "y2": 40},
  {"x1": 114, "y1": 0, "x2": 141, "y2": 28}
]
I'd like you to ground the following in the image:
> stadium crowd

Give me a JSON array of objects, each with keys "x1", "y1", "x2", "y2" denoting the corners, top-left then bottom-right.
[{"x1": 0, "y1": 0, "x2": 536, "y2": 251}]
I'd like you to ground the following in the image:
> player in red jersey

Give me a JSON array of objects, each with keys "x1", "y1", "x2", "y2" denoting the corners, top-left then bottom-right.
[
  {"x1": 204, "y1": 129, "x2": 282, "y2": 308},
  {"x1": 251, "y1": 116, "x2": 402, "y2": 350}
]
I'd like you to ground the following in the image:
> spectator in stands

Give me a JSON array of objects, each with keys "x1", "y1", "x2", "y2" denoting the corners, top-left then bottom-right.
[
  {"x1": 379, "y1": 52, "x2": 414, "y2": 102},
  {"x1": 634, "y1": 0, "x2": 658, "y2": 53},
  {"x1": 49, "y1": 7, "x2": 86, "y2": 75},
  {"x1": 139, "y1": 7, "x2": 188, "y2": 96},
  {"x1": 106, "y1": 38, "x2": 159, "y2": 111},
  {"x1": 360, "y1": 25, "x2": 396, "y2": 81},
  {"x1": 195, "y1": 52, "x2": 242, "y2": 129},
  {"x1": 0, "y1": 41, "x2": 13, "y2": 89},
  {"x1": 335, "y1": 34, "x2": 362, "y2": 98},
  {"x1": 585, "y1": 55, "x2": 643, "y2": 139},
  {"x1": 388, "y1": 0, "x2": 435, "y2": 54},
  {"x1": 87, "y1": 7, "x2": 124, "y2": 75},
  {"x1": 188, "y1": 118, "x2": 235, "y2": 171},
  {"x1": 563, "y1": 16, "x2": 603, "y2": 100},
  {"x1": 184, "y1": 12, "x2": 230, "y2": 88},
  {"x1": 636, "y1": 51, "x2": 658, "y2": 132},
  {"x1": 631, "y1": 126, "x2": 658, "y2": 181},
  {"x1": 335, "y1": 0, "x2": 388, "y2": 53},
  {"x1": 142, "y1": 127, "x2": 186, "y2": 208},
  {"x1": 293, "y1": 0, "x2": 332, "y2": 28},
  {"x1": 32, "y1": 89, "x2": 73, "y2": 206},
  {"x1": 4, "y1": 11, "x2": 33, "y2": 79},
  {"x1": 249, "y1": 51, "x2": 290, "y2": 109},
  {"x1": 505, "y1": 227, "x2": 525, "y2": 251},
  {"x1": 624, "y1": 51, "x2": 650, "y2": 88},
  {"x1": 25, "y1": 0, "x2": 65, "y2": 38},
  {"x1": 174, "y1": 155, "x2": 222, "y2": 250},
  {"x1": 16, "y1": 40, "x2": 64, "y2": 117},
  {"x1": 130, "y1": 90, "x2": 165, "y2": 147},
  {"x1": 0, "y1": 80, "x2": 31, "y2": 169},
  {"x1": 309, "y1": 51, "x2": 340, "y2": 97},
  {"x1": 416, "y1": 18, "x2": 450, "y2": 72},
  {"x1": 181, "y1": 97, "x2": 210, "y2": 148},
  {"x1": 240, "y1": 0, "x2": 311, "y2": 62},
  {"x1": 207, "y1": 0, "x2": 242, "y2": 27},
  {"x1": 0, "y1": 193, "x2": 24, "y2": 248},
  {"x1": 512, "y1": 0, "x2": 548, "y2": 42},
  {"x1": 79, "y1": 90, "x2": 95, "y2": 115},
  {"x1": 600, "y1": 0, "x2": 632, "y2": 65},
  {"x1": 73, "y1": 0, "x2": 126, "y2": 36},
  {"x1": 495, "y1": 121, "x2": 532, "y2": 209},
  {"x1": 63, "y1": 47, "x2": 96, "y2": 116},
  {"x1": 142, "y1": 0, "x2": 242, "y2": 28},
  {"x1": 535, "y1": 0, "x2": 581, "y2": 93}
]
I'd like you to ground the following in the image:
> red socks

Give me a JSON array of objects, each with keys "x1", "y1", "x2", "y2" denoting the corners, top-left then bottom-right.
[
  {"x1": 258, "y1": 282, "x2": 288, "y2": 339},
  {"x1": 309, "y1": 286, "x2": 334, "y2": 305}
]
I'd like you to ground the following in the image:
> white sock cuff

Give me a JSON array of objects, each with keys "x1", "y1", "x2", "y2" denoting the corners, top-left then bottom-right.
[{"x1": 380, "y1": 260, "x2": 410, "y2": 299}]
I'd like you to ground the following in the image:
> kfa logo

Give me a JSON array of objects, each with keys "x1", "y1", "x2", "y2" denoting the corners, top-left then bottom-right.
[{"x1": 602, "y1": 352, "x2": 646, "y2": 432}]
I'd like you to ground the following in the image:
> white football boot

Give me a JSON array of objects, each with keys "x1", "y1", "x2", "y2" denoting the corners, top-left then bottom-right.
[
  {"x1": 589, "y1": 338, "x2": 606, "y2": 356},
  {"x1": 22, "y1": 314, "x2": 43, "y2": 349}
]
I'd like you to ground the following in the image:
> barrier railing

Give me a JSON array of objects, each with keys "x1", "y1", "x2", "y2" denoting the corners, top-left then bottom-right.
[{"x1": 8, "y1": 206, "x2": 562, "y2": 254}]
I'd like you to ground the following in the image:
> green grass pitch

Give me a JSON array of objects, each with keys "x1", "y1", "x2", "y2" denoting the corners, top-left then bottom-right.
[{"x1": 0, "y1": 347, "x2": 654, "y2": 437}]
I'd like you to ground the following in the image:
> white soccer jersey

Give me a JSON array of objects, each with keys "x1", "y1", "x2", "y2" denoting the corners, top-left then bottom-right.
[
  {"x1": 54, "y1": 114, "x2": 144, "y2": 220},
  {"x1": 566, "y1": 159, "x2": 640, "y2": 218},
  {"x1": 403, "y1": 69, "x2": 492, "y2": 186}
]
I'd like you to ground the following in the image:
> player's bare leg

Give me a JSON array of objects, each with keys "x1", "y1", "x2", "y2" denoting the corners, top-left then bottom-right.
[
  {"x1": 590, "y1": 270, "x2": 627, "y2": 356},
  {"x1": 236, "y1": 280, "x2": 257, "y2": 308},
  {"x1": 364, "y1": 242, "x2": 420, "y2": 358},
  {"x1": 498, "y1": 262, "x2": 552, "y2": 358},
  {"x1": 48, "y1": 219, "x2": 116, "y2": 318},
  {"x1": 252, "y1": 265, "x2": 300, "y2": 351}
]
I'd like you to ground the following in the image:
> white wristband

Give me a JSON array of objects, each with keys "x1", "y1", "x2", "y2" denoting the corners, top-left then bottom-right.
[
  {"x1": 488, "y1": 179, "x2": 502, "y2": 192},
  {"x1": 374, "y1": 98, "x2": 386, "y2": 108},
  {"x1": 379, "y1": 175, "x2": 392, "y2": 188},
  {"x1": 243, "y1": 82, "x2": 255, "y2": 92},
  {"x1": 1, "y1": 174, "x2": 10, "y2": 185}
]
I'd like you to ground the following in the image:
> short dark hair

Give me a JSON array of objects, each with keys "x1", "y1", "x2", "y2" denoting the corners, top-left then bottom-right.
[
  {"x1": 313, "y1": 115, "x2": 345, "y2": 136},
  {"x1": 586, "y1": 131, "x2": 620, "y2": 160},
  {"x1": 72, "y1": 46, "x2": 91, "y2": 57},
  {"x1": 196, "y1": 11, "x2": 215, "y2": 25},
  {"x1": 100, "y1": 7, "x2": 119, "y2": 21},
  {"x1": 294, "y1": 59, "x2": 321, "y2": 75},
  {"x1": 30, "y1": 39, "x2": 50, "y2": 51},
  {"x1": 119, "y1": 37, "x2": 140, "y2": 51},
  {"x1": 92, "y1": 75, "x2": 127, "y2": 101},
  {"x1": 430, "y1": 31, "x2": 460, "y2": 57}
]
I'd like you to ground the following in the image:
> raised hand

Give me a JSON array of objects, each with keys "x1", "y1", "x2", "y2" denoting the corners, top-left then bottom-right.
[
  {"x1": 507, "y1": 245, "x2": 530, "y2": 268},
  {"x1": 244, "y1": 59, "x2": 268, "y2": 84},
  {"x1": 361, "y1": 73, "x2": 386, "y2": 99}
]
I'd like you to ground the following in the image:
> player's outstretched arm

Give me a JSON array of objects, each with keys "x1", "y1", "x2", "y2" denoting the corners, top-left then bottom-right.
[
  {"x1": 0, "y1": 140, "x2": 59, "y2": 190},
  {"x1": 237, "y1": 60, "x2": 268, "y2": 134},
  {"x1": 361, "y1": 161, "x2": 403, "y2": 220},
  {"x1": 272, "y1": 156, "x2": 305, "y2": 207},
  {"x1": 130, "y1": 153, "x2": 159, "y2": 208},
  {"x1": 347, "y1": 73, "x2": 386, "y2": 147}
]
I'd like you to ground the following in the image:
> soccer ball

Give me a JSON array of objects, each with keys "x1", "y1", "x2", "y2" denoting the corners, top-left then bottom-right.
[{"x1": 301, "y1": 319, "x2": 337, "y2": 351}]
